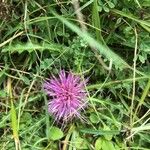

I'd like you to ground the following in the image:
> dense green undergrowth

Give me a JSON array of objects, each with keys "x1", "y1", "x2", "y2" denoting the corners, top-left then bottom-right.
[{"x1": 0, "y1": 0, "x2": 150, "y2": 150}]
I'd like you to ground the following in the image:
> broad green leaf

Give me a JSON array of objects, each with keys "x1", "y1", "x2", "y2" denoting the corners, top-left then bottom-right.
[
  {"x1": 49, "y1": 127, "x2": 64, "y2": 141},
  {"x1": 95, "y1": 137, "x2": 103, "y2": 150},
  {"x1": 75, "y1": 137, "x2": 88, "y2": 149},
  {"x1": 102, "y1": 139, "x2": 115, "y2": 150}
]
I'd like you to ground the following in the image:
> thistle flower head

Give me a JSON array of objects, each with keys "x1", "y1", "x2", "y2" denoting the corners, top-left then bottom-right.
[{"x1": 43, "y1": 70, "x2": 87, "y2": 121}]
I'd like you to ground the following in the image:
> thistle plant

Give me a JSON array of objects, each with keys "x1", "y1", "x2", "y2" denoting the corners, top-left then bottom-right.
[{"x1": 43, "y1": 70, "x2": 87, "y2": 122}]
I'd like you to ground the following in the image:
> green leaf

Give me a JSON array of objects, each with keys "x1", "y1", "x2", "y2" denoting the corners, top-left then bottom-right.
[
  {"x1": 103, "y1": 6, "x2": 110, "y2": 12},
  {"x1": 95, "y1": 137, "x2": 103, "y2": 150},
  {"x1": 49, "y1": 127, "x2": 64, "y2": 141},
  {"x1": 103, "y1": 126, "x2": 112, "y2": 140},
  {"x1": 75, "y1": 137, "x2": 88, "y2": 149},
  {"x1": 139, "y1": 55, "x2": 146, "y2": 64},
  {"x1": 90, "y1": 113, "x2": 100, "y2": 124},
  {"x1": 2, "y1": 42, "x2": 68, "y2": 54},
  {"x1": 95, "y1": 138, "x2": 116, "y2": 150},
  {"x1": 142, "y1": 0, "x2": 150, "y2": 6},
  {"x1": 108, "y1": 2, "x2": 115, "y2": 8},
  {"x1": 0, "y1": 90, "x2": 7, "y2": 98},
  {"x1": 40, "y1": 58, "x2": 53, "y2": 70},
  {"x1": 102, "y1": 139, "x2": 115, "y2": 150}
]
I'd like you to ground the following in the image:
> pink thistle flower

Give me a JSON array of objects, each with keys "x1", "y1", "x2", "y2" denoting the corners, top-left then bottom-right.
[{"x1": 43, "y1": 70, "x2": 87, "y2": 121}]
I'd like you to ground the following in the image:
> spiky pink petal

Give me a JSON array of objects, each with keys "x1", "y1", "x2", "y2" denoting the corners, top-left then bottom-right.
[{"x1": 43, "y1": 70, "x2": 87, "y2": 121}]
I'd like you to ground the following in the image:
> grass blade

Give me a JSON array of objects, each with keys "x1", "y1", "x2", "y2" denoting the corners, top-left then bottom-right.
[
  {"x1": 92, "y1": 0, "x2": 104, "y2": 43},
  {"x1": 7, "y1": 78, "x2": 20, "y2": 150},
  {"x1": 112, "y1": 9, "x2": 150, "y2": 32},
  {"x1": 53, "y1": 12, "x2": 129, "y2": 69}
]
